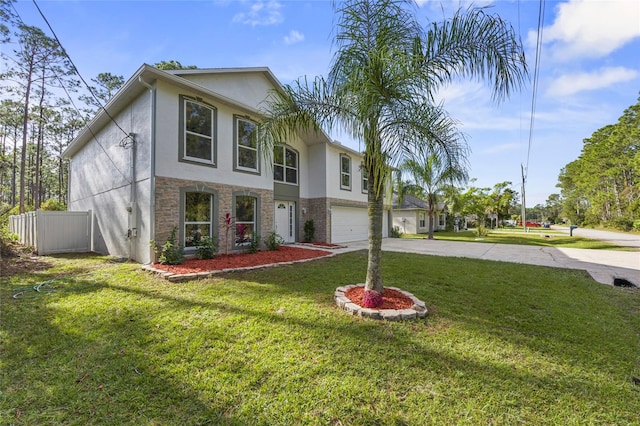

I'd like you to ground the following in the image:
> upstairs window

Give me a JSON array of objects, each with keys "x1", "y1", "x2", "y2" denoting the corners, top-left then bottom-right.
[
  {"x1": 361, "y1": 164, "x2": 369, "y2": 194},
  {"x1": 181, "y1": 97, "x2": 216, "y2": 166},
  {"x1": 235, "y1": 116, "x2": 259, "y2": 173},
  {"x1": 274, "y1": 146, "x2": 298, "y2": 185},
  {"x1": 340, "y1": 154, "x2": 351, "y2": 190}
]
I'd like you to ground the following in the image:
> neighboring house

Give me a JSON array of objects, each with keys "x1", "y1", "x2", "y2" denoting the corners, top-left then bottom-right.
[
  {"x1": 63, "y1": 64, "x2": 390, "y2": 264},
  {"x1": 391, "y1": 193, "x2": 446, "y2": 234}
]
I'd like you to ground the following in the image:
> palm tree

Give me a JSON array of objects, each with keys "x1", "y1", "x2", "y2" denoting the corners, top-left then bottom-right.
[
  {"x1": 399, "y1": 146, "x2": 469, "y2": 239},
  {"x1": 259, "y1": 0, "x2": 527, "y2": 295}
]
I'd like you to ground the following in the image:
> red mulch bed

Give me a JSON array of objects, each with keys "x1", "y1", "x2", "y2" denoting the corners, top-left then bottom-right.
[
  {"x1": 152, "y1": 245, "x2": 332, "y2": 274},
  {"x1": 344, "y1": 286, "x2": 415, "y2": 310}
]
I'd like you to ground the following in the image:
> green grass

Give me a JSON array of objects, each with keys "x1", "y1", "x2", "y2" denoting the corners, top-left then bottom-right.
[
  {"x1": 1, "y1": 252, "x2": 639, "y2": 425},
  {"x1": 402, "y1": 229, "x2": 638, "y2": 251}
]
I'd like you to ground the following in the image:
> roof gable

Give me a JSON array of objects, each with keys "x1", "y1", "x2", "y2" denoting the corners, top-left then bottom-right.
[{"x1": 167, "y1": 67, "x2": 282, "y2": 110}]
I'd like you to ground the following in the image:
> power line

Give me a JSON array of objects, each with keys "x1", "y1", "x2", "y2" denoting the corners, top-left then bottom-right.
[
  {"x1": 525, "y1": 0, "x2": 546, "y2": 180},
  {"x1": 31, "y1": 0, "x2": 131, "y2": 140},
  {"x1": 520, "y1": 0, "x2": 545, "y2": 232},
  {"x1": 7, "y1": 1, "x2": 132, "y2": 183}
]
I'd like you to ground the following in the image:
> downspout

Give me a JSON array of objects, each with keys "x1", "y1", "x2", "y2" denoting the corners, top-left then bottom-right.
[
  {"x1": 139, "y1": 75, "x2": 157, "y2": 264},
  {"x1": 127, "y1": 131, "x2": 137, "y2": 261}
]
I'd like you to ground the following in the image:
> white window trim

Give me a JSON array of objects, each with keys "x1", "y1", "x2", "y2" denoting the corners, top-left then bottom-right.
[
  {"x1": 234, "y1": 194, "x2": 258, "y2": 247},
  {"x1": 274, "y1": 146, "x2": 299, "y2": 186},
  {"x1": 361, "y1": 164, "x2": 368, "y2": 194},
  {"x1": 340, "y1": 154, "x2": 351, "y2": 191},
  {"x1": 235, "y1": 116, "x2": 259, "y2": 173},
  {"x1": 184, "y1": 196, "x2": 212, "y2": 248},
  {"x1": 183, "y1": 98, "x2": 215, "y2": 165},
  {"x1": 181, "y1": 188, "x2": 218, "y2": 251}
]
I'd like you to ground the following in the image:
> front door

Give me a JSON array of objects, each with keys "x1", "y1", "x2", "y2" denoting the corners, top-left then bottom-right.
[{"x1": 275, "y1": 201, "x2": 296, "y2": 243}]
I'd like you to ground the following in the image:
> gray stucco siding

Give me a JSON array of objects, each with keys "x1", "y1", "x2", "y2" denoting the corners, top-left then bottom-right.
[
  {"x1": 68, "y1": 91, "x2": 153, "y2": 262},
  {"x1": 153, "y1": 83, "x2": 272, "y2": 191}
]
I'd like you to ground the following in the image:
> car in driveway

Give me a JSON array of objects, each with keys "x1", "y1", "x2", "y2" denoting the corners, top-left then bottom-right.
[{"x1": 518, "y1": 221, "x2": 541, "y2": 227}]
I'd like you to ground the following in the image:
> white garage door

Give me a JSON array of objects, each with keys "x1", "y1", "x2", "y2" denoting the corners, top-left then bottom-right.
[{"x1": 331, "y1": 207, "x2": 388, "y2": 243}]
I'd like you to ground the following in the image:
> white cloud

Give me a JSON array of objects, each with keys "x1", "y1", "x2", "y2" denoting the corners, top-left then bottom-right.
[
  {"x1": 232, "y1": 1, "x2": 283, "y2": 27},
  {"x1": 546, "y1": 66, "x2": 638, "y2": 96},
  {"x1": 284, "y1": 30, "x2": 304, "y2": 45},
  {"x1": 531, "y1": 0, "x2": 640, "y2": 60},
  {"x1": 434, "y1": 81, "x2": 524, "y2": 131}
]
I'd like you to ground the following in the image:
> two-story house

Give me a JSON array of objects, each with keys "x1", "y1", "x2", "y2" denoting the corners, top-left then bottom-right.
[{"x1": 63, "y1": 64, "x2": 389, "y2": 264}]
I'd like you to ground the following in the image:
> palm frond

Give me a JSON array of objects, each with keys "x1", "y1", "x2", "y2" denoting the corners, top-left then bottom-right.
[{"x1": 421, "y1": 7, "x2": 528, "y2": 102}]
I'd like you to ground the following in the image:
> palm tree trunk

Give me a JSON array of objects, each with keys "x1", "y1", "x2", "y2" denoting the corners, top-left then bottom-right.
[
  {"x1": 428, "y1": 193, "x2": 436, "y2": 239},
  {"x1": 365, "y1": 171, "x2": 384, "y2": 293}
]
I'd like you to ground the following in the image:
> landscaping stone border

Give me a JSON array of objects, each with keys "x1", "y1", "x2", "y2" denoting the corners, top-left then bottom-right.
[
  {"x1": 295, "y1": 242, "x2": 347, "y2": 250},
  {"x1": 334, "y1": 284, "x2": 428, "y2": 321}
]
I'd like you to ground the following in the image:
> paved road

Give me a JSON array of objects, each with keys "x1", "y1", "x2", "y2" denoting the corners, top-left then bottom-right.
[
  {"x1": 334, "y1": 238, "x2": 639, "y2": 287},
  {"x1": 551, "y1": 226, "x2": 640, "y2": 248}
]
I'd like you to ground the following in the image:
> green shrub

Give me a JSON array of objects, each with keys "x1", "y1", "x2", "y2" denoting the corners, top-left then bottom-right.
[
  {"x1": 474, "y1": 225, "x2": 489, "y2": 237},
  {"x1": 158, "y1": 227, "x2": 184, "y2": 265},
  {"x1": 303, "y1": 219, "x2": 315, "y2": 242},
  {"x1": 247, "y1": 235, "x2": 260, "y2": 254},
  {"x1": 265, "y1": 232, "x2": 284, "y2": 251},
  {"x1": 390, "y1": 226, "x2": 403, "y2": 238},
  {"x1": 610, "y1": 217, "x2": 634, "y2": 232},
  {"x1": 195, "y1": 236, "x2": 217, "y2": 259},
  {"x1": 445, "y1": 218, "x2": 454, "y2": 232},
  {"x1": 7, "y1": 204, "x2": 34, "y2": 215},
  {"x1": 40, "y1": 199, "x2": 67, "y2": 211}
]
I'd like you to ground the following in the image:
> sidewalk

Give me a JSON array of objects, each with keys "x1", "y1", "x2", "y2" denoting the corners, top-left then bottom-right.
[{"x1": 334, "y1": 239, "x2": 639, "y2": 286}]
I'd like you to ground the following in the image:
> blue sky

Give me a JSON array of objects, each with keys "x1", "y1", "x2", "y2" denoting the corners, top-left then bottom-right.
[{"x1": 10, "y1": 0, "x2": 640, "y2": 206}]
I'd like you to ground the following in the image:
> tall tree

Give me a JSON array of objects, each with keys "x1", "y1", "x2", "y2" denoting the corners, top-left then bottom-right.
[
  {"x1": 0, "y1": 99, "x2": 22, "y2": 204},
  {"x1": 153, "y1": 60, "x2": 197, "y2": 70},
  {"x1": 79, "y1": 72, "x2": 125, "y2": 113},
  {"x1": 399, "y1": 145, "x2": 469, "y2": 239},
  {"x1": 557, "y1": 162, "x2": 588, "y2": 225},
  {"x1": 487, "y1": 181, "x2": 517, "y2": 228},
  {"x1": 260, "y1": 0, "x2": 527, "y2": 295},
  {"x1": 557, "y1": 95, "x2": 639, "y2": 228},
  {"x1": 0, "y1": 0, "x2": 15, "y2": 43},
  {"x1": 544, "y1": 193, "x2": 562, "y2": 223},
  {"x1": 2, "y1": 24, "x2": 73, "y2": 212}
]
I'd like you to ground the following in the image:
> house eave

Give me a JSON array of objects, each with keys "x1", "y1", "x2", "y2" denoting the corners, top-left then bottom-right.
[
  {"x1": 63, "y1": 64, "x2": 286, "y2": 159},
  {"x1": 167, "y1": 67, "x2": 285, "y2": 92}
]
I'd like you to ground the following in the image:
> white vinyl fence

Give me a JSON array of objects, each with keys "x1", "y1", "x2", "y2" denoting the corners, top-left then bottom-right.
[{"x1": 9, "y1": 210, "x2": 92, "y2": 255}]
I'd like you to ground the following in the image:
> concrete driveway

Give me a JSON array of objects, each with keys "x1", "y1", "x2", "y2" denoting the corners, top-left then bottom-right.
[
  {"x1": 335, "y1": 238, "x2": 639, "y2": 287},
  {"x1": 552, "y1": 225, "x2": 640, "y2": 248}
]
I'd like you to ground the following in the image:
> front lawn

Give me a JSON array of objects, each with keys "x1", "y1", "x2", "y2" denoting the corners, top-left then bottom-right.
[
  {"x1": 1, "y1": 252, "x2": 639, "y2": 424},
  {"x1": 403, "y1": 229, "x2": 638, "y2": 250}
]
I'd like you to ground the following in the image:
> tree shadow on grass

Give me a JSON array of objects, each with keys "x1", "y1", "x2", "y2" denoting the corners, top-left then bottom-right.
[
  {"x1": 216, "y1": 251, "x2": 640, "y2": 421},
  {"x1": 74, "y1": 275, "x2": 640, "y2": 422},
  {"x1": 3, "y1": 252, "x2": 639, "y2": 424},
  {"x1": 1, "y1": 278, "x2": 254, "y2": 425}
]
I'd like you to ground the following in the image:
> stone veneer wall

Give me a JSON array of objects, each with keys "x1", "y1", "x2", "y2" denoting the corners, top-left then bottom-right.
[
  {"x1": 155, "y1": 176, "x2": 274, "y2": 250},
  {"x1": 300, "y1": 198, "x2": 329, "y2": 242}
]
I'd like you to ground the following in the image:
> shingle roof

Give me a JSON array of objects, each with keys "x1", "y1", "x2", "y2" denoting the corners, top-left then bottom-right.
[{"x1": 392, "y1": 193, "x2": 429, "y2": 209}]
